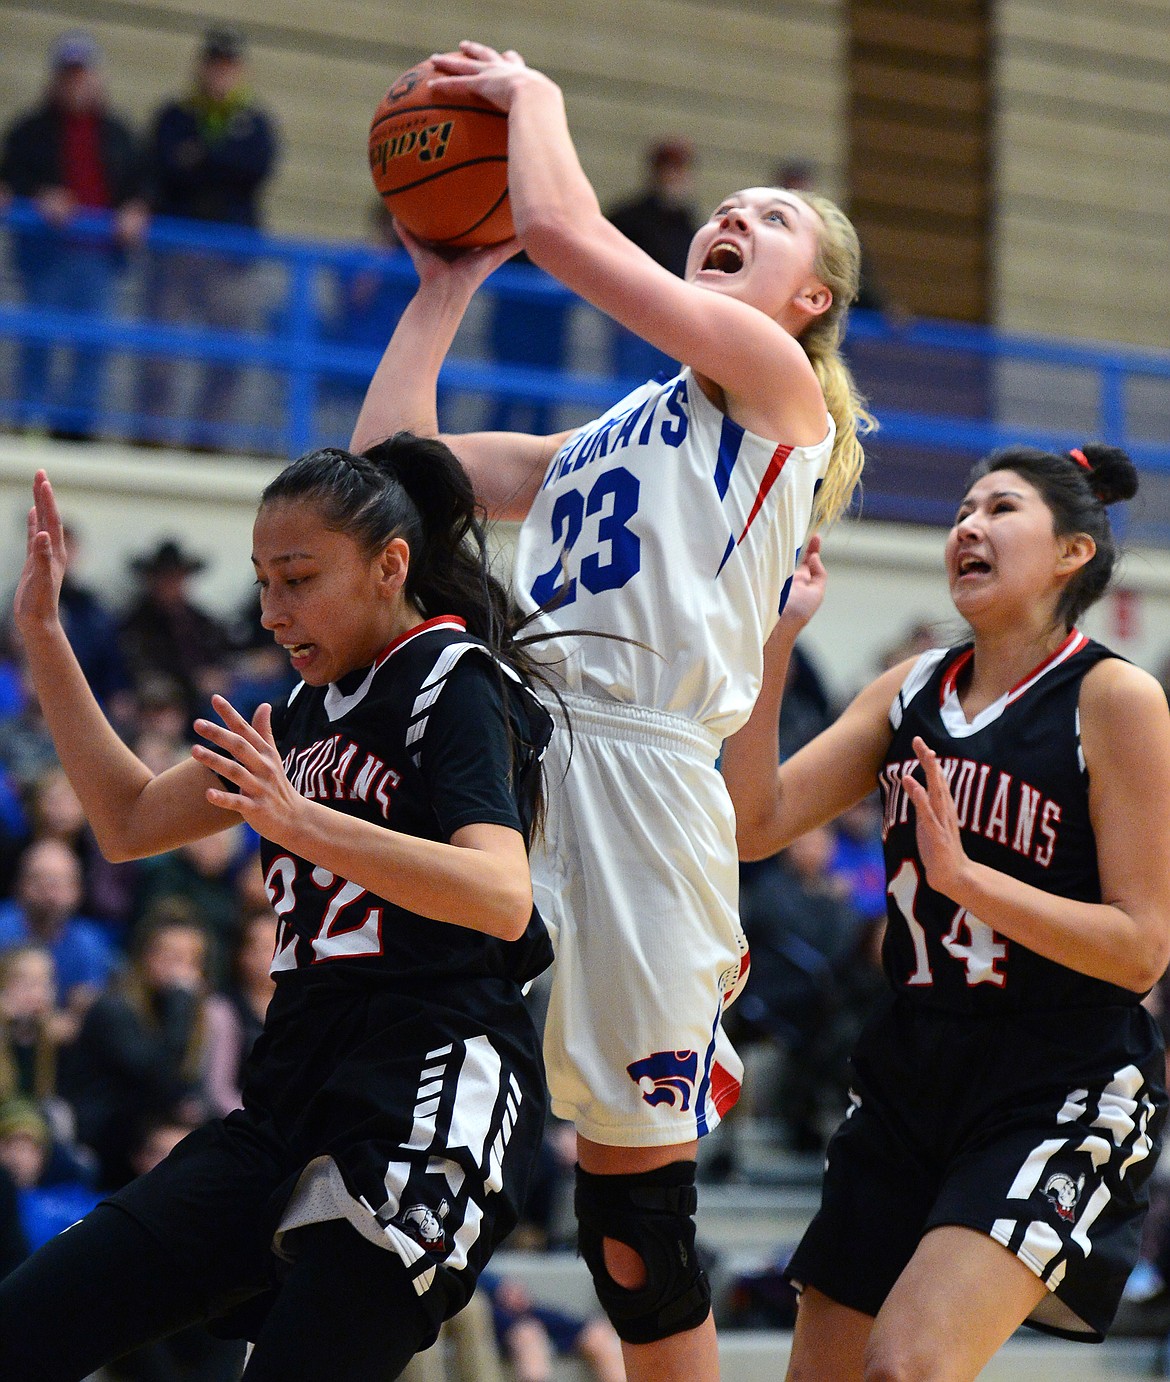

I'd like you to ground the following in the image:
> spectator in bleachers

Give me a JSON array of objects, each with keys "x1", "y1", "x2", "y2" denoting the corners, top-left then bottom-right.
[
  {"x1": 0, "y1": 839, "x2": 118, "y2": 1021},
  {"x1": 202, "y1": 909, "x2": 274, "y2": 1117},
  {"x1": 735, "y1": 827, "x2": 870, "y2": 1153},
  {"x1": 0, "y1": 944, "x2": 71, "y2": 1103},
  {"x1": 0, "y1": 1097, "x2": 100, "y2": 1257},
  {"x1": 604, "y1": 137, "x2": 699, "y2": 382},
  {"x1": 61, "y1": 899, "x2": 212, "y2": 1190},
  {"x1": 118, "y1": 538, "x2": 233, "y2": 725},
  {"x1": 482, "y1": 1269, "x2": 627, "y2": 1382},
  {"x1": 136, "y1": 26, "x2": 279, "y2": 450},
  {"x1": 26, "y1": 767, "x2": 138, "y2": 947},
  {"x1": 54, "y1": 520, "x2": 134, "y2": 721},
  {"x1": 134, "y1": 825, "x2": 251, "y2": 986},
  {"x1": 0, "y1": 29, "x2": 148, "y2": 441}
]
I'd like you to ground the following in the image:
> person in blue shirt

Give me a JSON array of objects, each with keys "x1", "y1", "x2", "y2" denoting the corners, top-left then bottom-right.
[{"x1": 0, "y1": 838, "x2": 117, "y2": 1017}]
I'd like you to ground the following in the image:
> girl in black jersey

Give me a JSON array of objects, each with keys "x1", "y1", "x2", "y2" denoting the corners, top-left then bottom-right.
[
  {"x1": 721, "y1": 443, "x2": 1170, "y2": 1380},
  {"x1": 0, "y1": 437, "x2": 555, "y2": 1381}
]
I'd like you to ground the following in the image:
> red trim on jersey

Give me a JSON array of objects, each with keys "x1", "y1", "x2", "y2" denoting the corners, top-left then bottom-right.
[
  {"x1": 1005, "y1": 628, "x2": 1088, "y2": 704},
  {"x1": 372, "y1": 616, "x2": 467, "y2": 670},
  {"x1": 710, "y1": 1061, "x2": 742, "y2": 1118},
  {"x1": 938, "y1": 628, "x2": 1088, "y2": 708},
  {"x1": 736, "y1": 443, "x2": 793, "y2": 545}
]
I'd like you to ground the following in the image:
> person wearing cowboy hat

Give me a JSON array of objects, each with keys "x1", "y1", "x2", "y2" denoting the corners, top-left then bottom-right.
[{"x1": 119, "y1": 537, "x2": 232, "y2": 724}]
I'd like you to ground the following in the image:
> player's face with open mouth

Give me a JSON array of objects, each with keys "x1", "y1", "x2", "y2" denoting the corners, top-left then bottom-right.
[
  {"x1": 251, "y1": 500, "x2": 412, "y2": 685},
  {"x1": 946, "y1": 470, "x2": 1077, "y2": 626},
  {"x1": 685, "y1": 187, "x2": 824, "y2": 324}
]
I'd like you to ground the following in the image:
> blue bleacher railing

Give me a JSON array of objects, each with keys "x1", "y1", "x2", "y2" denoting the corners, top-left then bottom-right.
[{"x1": 2, "y1": 199, "x2": 1168, "y2": 541}]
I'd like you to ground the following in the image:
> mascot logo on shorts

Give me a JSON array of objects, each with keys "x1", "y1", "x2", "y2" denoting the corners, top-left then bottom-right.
[
  {"x1": 627, "y1": 1050, "x2": 699, "y2": 1111},
  {"x1": 1043, "y1": 1172, "x2": 1084, "y2": 1223},
  {"x1": 393, "y1": 1198, "x2": 450, "y2": 1249}
]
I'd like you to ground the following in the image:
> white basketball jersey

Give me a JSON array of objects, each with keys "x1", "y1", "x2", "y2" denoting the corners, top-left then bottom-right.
[{"x1": 513, "y1": 367, "x2": 834, "y2": 740}]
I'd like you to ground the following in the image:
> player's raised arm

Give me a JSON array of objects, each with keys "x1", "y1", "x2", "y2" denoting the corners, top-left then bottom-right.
[
  {"x1": 428, "y1": 43, "x2": 830, "y2": 446},
  {"x1": 349, "y1": 225, "x2": 571, "y2": 522},
  {"x1": 14, "y1": 471, "x2": 232, "y2": 861}
]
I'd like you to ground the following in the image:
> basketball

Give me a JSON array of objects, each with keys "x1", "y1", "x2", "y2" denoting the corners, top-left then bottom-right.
[{"x1": 368, "y1": 57, "x2": 513, "y2": 249}]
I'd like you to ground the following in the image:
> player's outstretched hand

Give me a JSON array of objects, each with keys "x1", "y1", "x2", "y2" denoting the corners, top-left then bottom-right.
[
  {"x1": 903, "y1": 735, "x2": 970, "y2": 901},
  {"x1": 14, "y1": 470, "x2": 67, "y2": 639},
  {"x1": 192, "y1": 696, "x2": 302, "y2": 841},
  {"x1": 396, "y1": 221, "x2": 520, "y2": 291},
  {"x1": 779, "y1": 534, "x2": 827, "y2": 631},
  {"x1": 428, "y1": 41, "x2": 546, "y2": 112}
]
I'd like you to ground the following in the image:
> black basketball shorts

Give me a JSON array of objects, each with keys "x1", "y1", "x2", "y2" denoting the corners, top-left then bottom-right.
[{"x1": 786, "y1": 993, "x2": 1168, "y2": 1340}]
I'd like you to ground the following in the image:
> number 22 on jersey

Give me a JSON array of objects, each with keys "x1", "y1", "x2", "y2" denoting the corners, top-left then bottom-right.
[{"x1": 888, "y1": 859, "x2": 1008, "y2": 988}]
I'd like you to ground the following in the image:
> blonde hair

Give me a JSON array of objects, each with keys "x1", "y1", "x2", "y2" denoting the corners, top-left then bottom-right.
[{"x1": 790, "y1": 190, "x2": 876, "y2": 528}]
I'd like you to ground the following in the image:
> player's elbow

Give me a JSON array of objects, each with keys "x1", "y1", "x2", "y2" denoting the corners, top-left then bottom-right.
[
  {"x1": 520, "y1": 210, "x2": 592, "y2": 274},
  {"x1": 733, "y1": 805, "x2": 785, "y2": 863},
  {"x1": 491, "y1": 882, "x2": 535, "y2": 943},
  {"x1": 1126, "y1": 920, "x2": 1170, "y2": 994}
]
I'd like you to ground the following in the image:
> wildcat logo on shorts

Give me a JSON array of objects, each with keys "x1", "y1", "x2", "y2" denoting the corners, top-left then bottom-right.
[
  {"x1": 393, "y1": 1199, "x2": 450, "y2": 1248},
  {"x1": 1044, "y1": 1172, "x2": 1084, "y2": 1223},
  {"x1": 627, "y1": 1050, "x2": 698, "y2": 1111}
]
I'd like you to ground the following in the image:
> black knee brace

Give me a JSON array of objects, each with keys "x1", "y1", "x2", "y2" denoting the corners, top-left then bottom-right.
[{"x1": 574, "y1": 1160, "x2": 711, "y2": 1345}]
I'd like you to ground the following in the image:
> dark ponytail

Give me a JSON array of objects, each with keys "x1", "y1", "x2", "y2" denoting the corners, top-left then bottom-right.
[
  {"x1": 260, "y1": 435, "x2": 551, "y2": 830},
  {"x1": 966, "y1": 442, "x2": 1139, "y2": 628}
]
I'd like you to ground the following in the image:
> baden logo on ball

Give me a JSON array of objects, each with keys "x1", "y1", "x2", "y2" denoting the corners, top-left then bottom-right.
[{"x1": 368, "y1": 56, "x2": 513, "y2": 249}]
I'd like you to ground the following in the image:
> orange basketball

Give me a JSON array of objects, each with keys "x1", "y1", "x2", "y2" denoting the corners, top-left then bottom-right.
[{"x1": 368, "y1": 58, "x2": 513, "y2": 249}]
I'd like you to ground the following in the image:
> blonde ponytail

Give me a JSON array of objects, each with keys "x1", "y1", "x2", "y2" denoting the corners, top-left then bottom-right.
[{"x1": 791, "y1": 191, "x2": 876, "y2": 528}]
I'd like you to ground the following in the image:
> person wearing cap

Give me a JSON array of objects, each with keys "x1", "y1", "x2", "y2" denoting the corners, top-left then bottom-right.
[
  {"x1": 604, "y1": 137, "x2": 700, "y2": 383},
  {"x1": 118, "y1": 537, "x2": 233, "y2": 723},
  {"x1": 136, "y1": 27, "x2": 280, "y2": 449},
  {"x1": 0, "y1": 29, "x2": 148, "y2": 441}
]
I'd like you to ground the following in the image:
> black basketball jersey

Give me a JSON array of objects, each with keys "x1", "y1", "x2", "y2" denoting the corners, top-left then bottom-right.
[
  {"x1": 259, "y1": 616, "x2": 554, "y2": 993},
  {"x1": 878, "y1": 629, "x2": 1135, "y2": 1014}
]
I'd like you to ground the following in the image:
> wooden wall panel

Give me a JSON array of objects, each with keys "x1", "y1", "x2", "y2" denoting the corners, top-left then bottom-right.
[
  {"x1": 996, "y1": 1, "x2": 1170, "y2": 347},
  {"x1": 848, "y1": 0, "x2": 992, "y2": 323}
]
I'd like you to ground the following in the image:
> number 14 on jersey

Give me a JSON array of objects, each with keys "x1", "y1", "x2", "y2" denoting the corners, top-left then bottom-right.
[{"x1": 888, "y1": 859, "x2": 1008, "y2": 988}]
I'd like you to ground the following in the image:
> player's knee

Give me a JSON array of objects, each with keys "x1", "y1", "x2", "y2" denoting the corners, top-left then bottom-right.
[
  {"x1": 863, "y1": 1334, "x2": 935, "y2": 1382},
  {"x1": 574, "y1": 1161, "x2": 711, "y2": 1345}
]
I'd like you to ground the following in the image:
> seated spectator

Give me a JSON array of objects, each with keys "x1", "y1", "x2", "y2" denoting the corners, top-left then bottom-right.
[
  {"x1": 0, "y1": 29, "x2": 148, "y2": 441},
  {"x1": 60, "y1": 900, "x2": 213, "y2": 1189},
  {"x1": 482, "y1": 1271, "x2": 626, "y2": 1382},
  {"x1": 134, "y1": 824, "x2": 250, "y2": 983},
  {"x1": 0, "y1": 944, "x2": 90, "y2": 1182},
  {"x1": 0, "y1": 660, "x2": 61, "y2": 799},
  {"x1": 735, "y1": 827, "x2": 871, "y2": 1152},
  {"x1": 55, "y1": 521, "x2": 134, "y2": 721},
  {"x1": 119, "y1": 539, "x2": 233, "y2": 725},
  {"x1": 26, "y1": 766, "x2": 138, "y2": 946},
  {"x1": 203, "y1": 909, "x2": 275, "y2": 1117},
  {"x1": 0, "y1": 838, "x2": 118, "y2": 1020},
  {"x1": 0, "y1": 1097, "x2": 100, "y2": 1255},
  {"x1": 827, "y1": 795, "x2": 887, "y2": 925}
]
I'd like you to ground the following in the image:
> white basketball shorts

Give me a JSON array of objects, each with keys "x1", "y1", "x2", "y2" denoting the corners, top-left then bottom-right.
[{"x1": 536, "y1": 692, "x2": 748, "y2": 1147}]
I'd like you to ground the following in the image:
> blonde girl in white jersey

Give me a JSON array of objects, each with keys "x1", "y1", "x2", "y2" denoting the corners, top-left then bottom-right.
[{"x1": 352, "y1": 40, "x2": 871, "y2": 1382}]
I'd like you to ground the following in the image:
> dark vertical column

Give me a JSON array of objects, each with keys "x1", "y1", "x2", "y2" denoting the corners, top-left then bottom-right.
[{"x1": 848, "y1": 0, "x2": 992, "y2": 322}]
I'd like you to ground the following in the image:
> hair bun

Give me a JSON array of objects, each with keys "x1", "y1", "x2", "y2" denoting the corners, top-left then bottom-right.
[{"x1": 1079, "y1": 442, "x2": 1139, "y2": 506}]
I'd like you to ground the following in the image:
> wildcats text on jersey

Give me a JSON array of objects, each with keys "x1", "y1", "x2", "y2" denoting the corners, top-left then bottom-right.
[
  {"x1": 542, "y1": 375, "x2": 690, "y2": 490},
  {"x1": 880, "y1": 756, "x2": 1061, "y2": 869}
]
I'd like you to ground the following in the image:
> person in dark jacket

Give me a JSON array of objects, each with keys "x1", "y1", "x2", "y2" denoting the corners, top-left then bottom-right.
[
  {"x1": 135, "y1": 26, "x2": 279, "y2": 449},
  {"x1": 0, "y1": 30, "x2": 148, "y2": 441}
]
